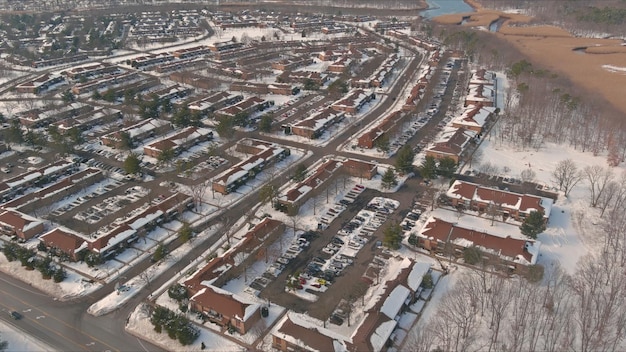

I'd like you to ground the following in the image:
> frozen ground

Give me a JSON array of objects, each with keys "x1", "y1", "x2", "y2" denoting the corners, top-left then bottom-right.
[
  {"x1": 466, "y1": 138, "x2": 625, "y2": 272},
  {"x1": 0, "y1": 320, "x2": 52, "y2": 352}
]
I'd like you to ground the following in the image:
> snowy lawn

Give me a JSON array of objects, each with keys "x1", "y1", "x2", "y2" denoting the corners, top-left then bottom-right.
[
  {"x1": 0, "y1": 253, "x2": 102, "y2": 301},
  {"x1": 126, "y1": 303, "x2": 246, "y2": 352},
  {"x1": 88, "y1": 225, "x2": 220, "y2": 316},
  {"x1": 471, "y1": 139, "x2": 626, "y2": 273},
  {"x1": 0, "y1": 320, "x2": 52, "y2": 352}
]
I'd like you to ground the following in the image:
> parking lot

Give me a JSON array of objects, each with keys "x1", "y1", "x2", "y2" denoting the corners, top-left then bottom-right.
[{"x1": 259, "y1": 181, "x2": 426, "y2": 322}]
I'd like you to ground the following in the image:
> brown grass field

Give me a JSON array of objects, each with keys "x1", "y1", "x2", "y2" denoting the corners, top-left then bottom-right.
[{"x1": 433, "y1": 0, "x2": 626, "y2": 115}]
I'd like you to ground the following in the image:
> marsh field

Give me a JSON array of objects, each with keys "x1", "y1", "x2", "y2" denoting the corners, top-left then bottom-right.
[{"x1": 434, "y1": 0, "x2": 626, "y2": 115}]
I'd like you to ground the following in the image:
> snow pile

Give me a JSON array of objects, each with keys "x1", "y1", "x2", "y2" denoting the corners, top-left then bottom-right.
[
  {"x1": 0, "y1": 253, "x2": 101, "y2": 301},
  {"x1": 126, "y1": 303, "x2": 246, "y2": 352},
  {"x1": 0, "y1": 320, "x2": 51, "y2": 352}
]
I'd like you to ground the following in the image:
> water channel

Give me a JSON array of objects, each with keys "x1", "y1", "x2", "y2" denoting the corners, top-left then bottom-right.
[
  {"x1": 421, "y1": 0, "x2": 505, "y2": 33},
  {"x1": 420, "y1": 0, "x2": 474, "y2": 19}
]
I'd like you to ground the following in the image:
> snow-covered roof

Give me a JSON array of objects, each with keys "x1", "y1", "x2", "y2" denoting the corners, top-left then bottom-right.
[
  {"x1": 370, "y1": 319, "x2": 397, "y2": 352},
  {"x1": 97, "y1": 228, "x2": 136, "y2": 253},
  {"x1": 291, "y1": 107, "x2": 345, "y2": 132},
  {"x1": 407, "y1": 262, "x2": 431, "y2": 292},
  {"x1": 446, "y1": 180, "x2": 553, "y2": 218},
  {"x1": 452, "y1": 105, "x2": 496, "y2": 130},
  {"x1": 213, "y1": 142, "x2": 286, "y2": 186},
  {"x1": 418, "y1": 216, "x2": 541, "y2": 265},
  {"x1": 127, "y1": 209, "x2": 163, "y2": 230},
  {"x1": 380, "y1": 285, "x2": 410, "y2": 319}
]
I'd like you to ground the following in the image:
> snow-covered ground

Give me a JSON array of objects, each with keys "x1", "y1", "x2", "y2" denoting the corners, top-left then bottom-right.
[
  {"x1": 88, "y1": 224, "x2": 220, "y2": 316},
  {"x1": 459, "y1": 137, "x2": 626, "y2": 274},
  {"x1": 0, "y1": 252, "x2": 103, "y2": 301},
  {"x1": 127, "y1": 303, "x2": 246, "y2": 352},
  {"x1": 0, "y1": 320, "x2": 52, "y2": 352}
]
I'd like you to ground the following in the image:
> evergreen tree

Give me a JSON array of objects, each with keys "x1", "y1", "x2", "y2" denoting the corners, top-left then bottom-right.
[
  {"x1": 123, "y1": 153, "x2": 141, "y2": 175},
  {"x1": 215, "y1": 117, "x2": 234, "y2": 139},
  {"x1": 258, "y1": 114, "x2": 273, "y2": 133},
  {"x1": 383, "y1": 222, "x2": 402, "y2": 250},
  {"x1": 463, "y1": 246, "x2": 482, "y2": 265},
  {"x1": 374, "y1": 134, "x2": 390, "y2": 154},
  {"x1": 0, "y1": 334, "x2": 8, "y2": 352},
  {"x1": 84, "y1": 252, "x2": 103, "y2": 267},
  {"x1": 103, "y1": 89, "x2": 116, "y2": 102},
  {"x1": 5, "y1": 119, "x2": 23, "y2": 145},
  {"x1": 437, "y1": 157, "x2": 457, "y2": 178},
  {"x1": 303, "y1": 78, "x2": 319, "y2": 91},
  {"x1": 381, "y1": 168, "x2": 398, "y2": 189},
  {"x1": 520, "y1": 210, "x2": 546, "y2": 239},
  {"x1": 172, "y1": 105, "x2": 191, "y2": 128},
  {"x1": 2, "y1": 242, "x2": 19, "y2": 261},
  {"x1": 157, "y1": 147, "x2": 176, "y2": 164},
  {"x1": 61, "y1": 90, "x2": 75, "y2": 103},
  {"x1": 118, "y1": 131, "x2": 134, "y2": 150},
  {"x1": 395, "y1": 145, "x2": 415, "y2": 174},
  {"x1": 293, "y1": 163, "x2": 308, "y2": 182},
  {"x1": 421, "y1": 272, "x2": 433, "y2": 289},
  {"x1": 178, "y1": 222, "x2": 193, "y2": 243},
  {"x1": 232, "y1": 112, "x2": 249, "y2": 127},
  {"x1": 420, "y1": 155, "x2": 437, "y2": 179},
  {"x1": 168, "y1": 283, "x2": 189, "y2": 302},
  {"x1": 152, "y1": 243, "x2": 168, "y2": 262},
  {"x1": 53, "y1": 267, "x2": 67, "y2": 283}
]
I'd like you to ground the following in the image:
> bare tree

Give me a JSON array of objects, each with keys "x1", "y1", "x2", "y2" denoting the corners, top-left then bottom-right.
[
  {"x1": 436, "y1": 287, "x2": 480, "y2": 351},
  {"x1": 479, "y1": 161, "x2": 500, "y2": 176},
  {"x1": 610, "y1": 171, "x2": 626, "y2": 211},
  {"x1": 520, "y1": 168, "x2": 536, "y2": 183},
  {"x1": 570, "y1": 252, "x2": 626, "y2": 352},
  {"x1": 311, "y1": 194, "x2": 323, "y2": 215},
  {"x1": 486, "y1": 202, "x2": 500, "y2": 226},
  {"x1": 551, "y1": 159, "x2": 583, "y2": 197},
  {"x1": 189, "y1": 179, "x2": 209, "y2": 210},
  {"x1": 404, "y1": 325, "x2": 437, "y2": 352},
  {"x1": 138, "y1": 269, "x2": 156, "y2": 291},
  {"x1": 597, "y1": 181, "x2": 618, "y2": 217},
  {"x1": 583, "y1": 165, "x2": 614, "y2": 207},
  {"x1": 287, "y1": 207, "x2": 301, "y2": 235},
  {"x1": 468, "y1": 147, "x2": 483, "y2": 169}
]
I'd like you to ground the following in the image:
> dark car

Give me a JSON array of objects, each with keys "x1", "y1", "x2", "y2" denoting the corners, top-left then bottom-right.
[
  {"x1": 407, "y1": 212, "x2": 421, "y2": 221},
  {"x1": 329, "y1": 314, "x2": 344, "y2": 325},
  {"x1": 332, "y1": 237, "x2": 345, "y2": 245},
  {"x1": 10, "y1": 311, "x2": 22, "y2": 320}
]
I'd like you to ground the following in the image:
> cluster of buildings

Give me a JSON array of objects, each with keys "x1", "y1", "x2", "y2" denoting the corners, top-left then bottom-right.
[
  {"x1": 211, "y1": 139, "x2": 290, "y2": 195},
  {"x1": 355, "y1": 37, "x2": 442, "y2": 150},
  {"x1": 415, "y1": 180, "x2": 553, "y2": 273},
  {"x1": 128, "y1": 10, "x2": 205, "y2": 43},
  {"x1": 276, "y1": 158, "x2": 377, "y2": 213},
  {"x1": 40, "y1": 192, "x2": 193, "y2": 260},
  {"x1": 271, "y1": 258, "x2": 433, "y2": 352},
  {"x1": 0, "y1": 155, "x2": 194, "y2": 260},
  {"x1": 425, "y1": 69, "x2": 497, "y2": 163},
  {"x1": 184, "y1": 217, "x2": 286, "y2": 334}
]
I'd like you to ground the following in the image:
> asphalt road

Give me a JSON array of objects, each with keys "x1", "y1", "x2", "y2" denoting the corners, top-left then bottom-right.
[{"x1": 0, "y1": 273, "x2": 160, "y2": 352}]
